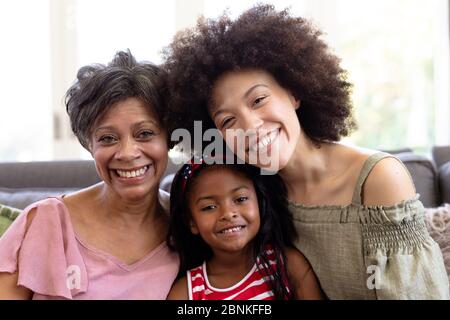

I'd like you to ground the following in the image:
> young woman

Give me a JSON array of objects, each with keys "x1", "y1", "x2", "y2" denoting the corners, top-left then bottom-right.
[
  {"x1": 163, "y1": 4, "x2": 449, "y2": 299},
  {"x1": 167, "y1": 157, "x2": 324, "y2": 300}
]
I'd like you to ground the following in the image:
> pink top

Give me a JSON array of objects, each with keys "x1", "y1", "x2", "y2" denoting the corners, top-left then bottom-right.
[{"x1": 0, "y1": 197, "x2": 179, "y2": 300}]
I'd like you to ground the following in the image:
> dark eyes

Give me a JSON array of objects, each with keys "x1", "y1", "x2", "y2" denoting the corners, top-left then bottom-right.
[
  {"x1": 253, "y1": 96, "x2": 267, "y2": 106},
  {"x1": 98, "y1": 135, "x2": 117, "y2": 144},
  {"x1": 235, "y1": 196, "x2": 248, "y2": 203},
  {"x1": 97, "y1": 130, "x2": 154, "y2": 144},
  {"x1": 200, "y1": 196, "x2": 248, "y2": 211},
  {"x1": 137, "y1": 130, "x2": 155, "y2": 139},
  {"x1": 219, "y1": 96, "x2": 267, "y2": 129},
  {"x1": 220, "y1": 117, "x2": 235, "y2": 129},
  {"x1": 201, "y1": 204, "x2": 217, "y2": 211}
]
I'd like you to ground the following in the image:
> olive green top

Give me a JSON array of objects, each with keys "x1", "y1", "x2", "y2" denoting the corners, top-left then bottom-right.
[{"x1": 289, "y1": 152, "x2": 449, "y2": 299}]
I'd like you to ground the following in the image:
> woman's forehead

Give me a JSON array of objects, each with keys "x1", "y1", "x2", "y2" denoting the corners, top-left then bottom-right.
[
  {"x1": 210, "y1": 69, "x2": 276, "y2": 109},
  {"x1": 97, "y1": 97, "x2": 160, "y2": 125}
]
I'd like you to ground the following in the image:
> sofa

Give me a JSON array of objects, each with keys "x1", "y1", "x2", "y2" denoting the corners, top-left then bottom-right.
[{"x1": 1, "y1": 146, "x2": 449, "y2": 210}]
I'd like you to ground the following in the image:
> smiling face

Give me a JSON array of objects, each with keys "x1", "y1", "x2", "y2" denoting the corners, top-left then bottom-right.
[
  {"x1": 90, "y1": 97, "x2": 168, "y2": 202},
  {"x1": 209, "y1": 69, "x2": 301, "y2": 171},
  {"x1": 187, "y1": 166, "x2": 260, "y2": 255}
]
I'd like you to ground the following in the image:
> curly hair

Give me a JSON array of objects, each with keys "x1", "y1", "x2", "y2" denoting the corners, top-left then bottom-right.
[
  {"x1": 163, "y1": 4, "x2": 356, "y2": 149},
  {"x1": 65, "y1": 49, "x2": 168, "y2": 151},
  {"x1": 168, "y1": 159, "x2": 297, "y2": 299}
]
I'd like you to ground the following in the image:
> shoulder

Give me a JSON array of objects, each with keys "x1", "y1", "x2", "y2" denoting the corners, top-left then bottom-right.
[
  {"x1": 0, "y1": 197, "x2": 84, "y2": 300},
  {"x1": 362, "y1": 154, "x2": 416, "y2": 206},
  {"x1": 62, "y1": 184, "x2": 102, "y2": 217},
  {"x1": 18, "y1": 197, "x2": 67, "y2": 230},
  {"x1": 284, "y1": 247, "x2": 325, "y2": 300},
  {"x1": 63, "y1": 183, "x2": 102, "y2": 204},
  {"x1": 166, "y1": 276, "x2": 189, "y2": 300},
  {"x1": 284, "y1": 247, "x2": 312, "y2": 281}
]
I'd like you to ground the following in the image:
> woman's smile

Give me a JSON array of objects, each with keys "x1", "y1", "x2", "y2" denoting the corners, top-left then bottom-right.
[
  {"x1": 91, "y1": 97, "x2": 168, "y2": 201},
  {"x1": 112, "y1": 164, "x2": 154, "y2": 183},
  {"x1": 247, "y1": 128, "x2": 280, "y2": 153},
  {"x1": 211, "y1": 69, "x2": 300, "y2": 171}
]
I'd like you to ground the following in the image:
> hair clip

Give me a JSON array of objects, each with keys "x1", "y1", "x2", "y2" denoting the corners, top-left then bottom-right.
[{"x1": 180, "y1": 157, "x2": 204, "y2": 192}]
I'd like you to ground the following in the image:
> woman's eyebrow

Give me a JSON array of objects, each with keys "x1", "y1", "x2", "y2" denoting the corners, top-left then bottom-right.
[
  {"x1": 243, "y1": 84, "x2": 268, "y2": 99},
  {"x1": 94, "y1": 120, "x2": 159, "y2": 134},
  {"x1": 211, "y1": 84, "x2": 269, "y2": 120},
  {"x1": 131, "y1": 120, "x2": 159, "y2": 129},
  {"x1": 94, "y1": 126, "x2": 115, "y2": 134}
]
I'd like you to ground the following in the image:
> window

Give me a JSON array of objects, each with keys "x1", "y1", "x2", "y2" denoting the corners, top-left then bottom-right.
[
  {"x1": 0, "y1": 0, "x2": 52, "y2": 162},
  {"x1": 334, "y1": 0, "x2": 450, "y2": 153},
  {"x1": 0, "y1": 0, "x2": 177, "y2": 161}
]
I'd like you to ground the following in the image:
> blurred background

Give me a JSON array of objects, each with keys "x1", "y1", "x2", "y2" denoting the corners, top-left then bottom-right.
[{"x1": 0, "y1": 0, "x2": 449, "y2": 162}]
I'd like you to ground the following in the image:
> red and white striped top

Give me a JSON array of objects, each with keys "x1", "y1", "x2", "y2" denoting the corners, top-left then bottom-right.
[{"x1": 187, "y1": 249, "x2": 288, "y2": 300}]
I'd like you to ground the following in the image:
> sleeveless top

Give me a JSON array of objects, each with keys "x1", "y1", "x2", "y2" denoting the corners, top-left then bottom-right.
[
  {"x1": 288, "y1": 152, "x2": 449, "y2": 299},
  {"x1": 0, "y1": 197, "x2": 180, "y2": 299},
  {"x1": 187, "y1": 248, "x2": 287, "y2": 300}
]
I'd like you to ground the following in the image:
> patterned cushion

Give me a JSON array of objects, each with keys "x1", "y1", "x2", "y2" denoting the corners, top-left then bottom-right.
[
  {"x1": 424, "y1": 204, "x2": 450, "y2": 283},
  {"x1": 0, "y1": 203, "x2": 22, "y2": 237}
]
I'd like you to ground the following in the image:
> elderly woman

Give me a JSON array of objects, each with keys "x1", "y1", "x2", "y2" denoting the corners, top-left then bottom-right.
[
  {"x1": 0, "y1": 50, "x2": 179, "y2": 299},
  {"x1": 163, "y1": 5, "x2": 449, "y2": 299}
]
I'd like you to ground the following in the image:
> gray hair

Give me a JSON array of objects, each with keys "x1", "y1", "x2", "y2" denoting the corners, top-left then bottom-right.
[{"x1": 65, "y1": 50, "x2": 167, "y2": 151}]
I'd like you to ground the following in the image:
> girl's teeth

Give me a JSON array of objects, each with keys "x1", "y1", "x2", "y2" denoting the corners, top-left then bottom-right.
[
  {"x1": 221, "y1": 226, "x2": 243, "y2": 234},
  {"x1": 116, "y1": 166, "x2": 148, "y2": 178}
]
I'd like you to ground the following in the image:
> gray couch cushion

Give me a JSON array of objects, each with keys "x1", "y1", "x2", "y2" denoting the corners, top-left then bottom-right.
[
  {"x1": 0, "y1": 160, "x2": 101, "y2": 210},
  {"x1": 440, "y1": 162, "x2": 450, "y2": 204},
  {"x1": 395, "y1": 152, "x2": 440, "y2": 208},
  {"x1": 0, "y1": 188, "x2": 78, "y2": 210},
  {"x1": 433, "y1": 146, "x2": 450, "y2": 169},
  {"x1": 0, "y1": 160, "x2": 101, "y2": 189}
]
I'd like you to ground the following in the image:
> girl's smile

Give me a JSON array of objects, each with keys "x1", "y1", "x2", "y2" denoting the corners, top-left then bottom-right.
[{"x1": 187, "y1": 166, "x2": 260, "y2": 254}]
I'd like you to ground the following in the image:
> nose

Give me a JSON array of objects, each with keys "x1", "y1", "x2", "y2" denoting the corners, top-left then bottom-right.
[
  {"x1": 230, "y1": 110, "x2": 264, "y2": 152},
  {"x1": 115, "y1": 137, "x2": 141, "y2": 161},
  {"x1": 219, "y1": 203, "x2": 239, "y2": 221},
  {"x1": 241, "y1": 109, "x2": 264, "y2": 132}
]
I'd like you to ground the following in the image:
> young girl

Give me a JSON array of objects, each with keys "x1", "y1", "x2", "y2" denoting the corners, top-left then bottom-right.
[{"x1": 166, "y1": 156, "x2": 324, "y2": 300}]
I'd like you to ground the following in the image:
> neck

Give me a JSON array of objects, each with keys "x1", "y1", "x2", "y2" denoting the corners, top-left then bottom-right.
[
  {"x1": 94, "y1": 183, "x2": 165, "y2": 230},
  {"x1": 208, "y1": 246, "x2": 255, "y2": 275},
  {"x1": 278, "y1": 133, "x2": 333, "y2": 197}
]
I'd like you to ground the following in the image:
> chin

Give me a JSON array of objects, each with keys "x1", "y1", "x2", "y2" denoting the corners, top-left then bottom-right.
[
  {"x1": 247, "y1": 154, "x2": 288, "y2": 172},
  {"x1": 117, "y1": 186, "x2": 159, "y2": 203}
]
